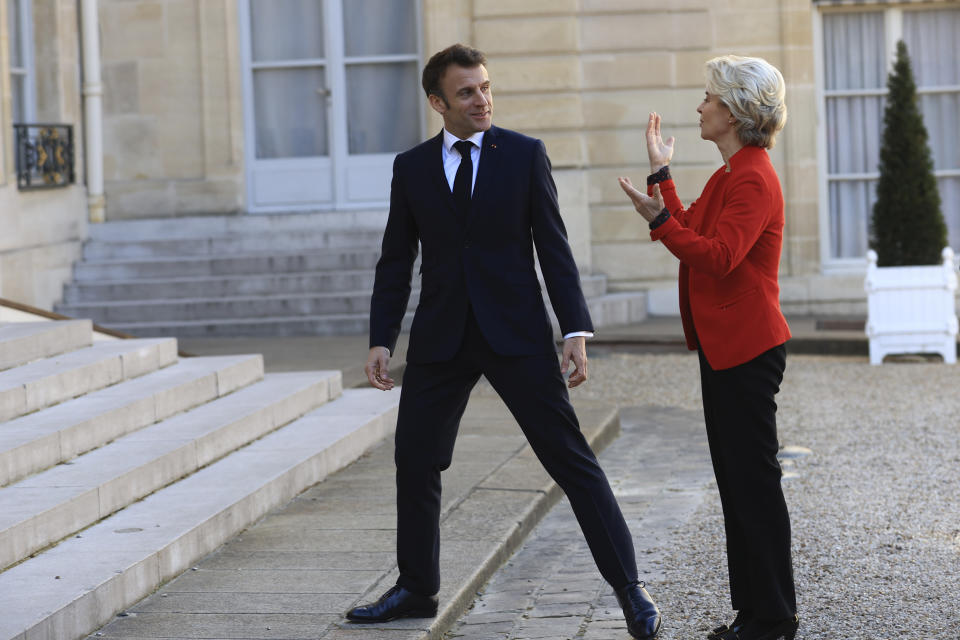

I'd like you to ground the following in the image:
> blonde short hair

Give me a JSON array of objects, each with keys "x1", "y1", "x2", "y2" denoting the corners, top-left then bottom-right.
[{"x1": 705, "y1": 55, "x2": 787, "y2": 149}]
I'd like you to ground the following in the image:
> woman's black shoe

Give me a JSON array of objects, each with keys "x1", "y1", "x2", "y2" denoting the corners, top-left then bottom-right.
[
  {"x1": 707, "y1": 609, "x2": 751, "y2": 639},
  {"x1": 717, "y1": 614, "x2": 799, "y2": 640}
]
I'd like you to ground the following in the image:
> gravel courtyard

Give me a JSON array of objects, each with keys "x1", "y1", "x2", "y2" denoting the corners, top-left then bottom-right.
[{"x1": 480, "y1": 350, "x2": 960, "y2": 639}]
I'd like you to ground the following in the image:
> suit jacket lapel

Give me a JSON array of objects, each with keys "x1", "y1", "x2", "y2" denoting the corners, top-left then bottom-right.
[
  {"x1": 425, "y1": 131, "x2": 451, "y2": 204},
  {"x1": 468, "y1": 126, "x2": 499, "y2": 228}
]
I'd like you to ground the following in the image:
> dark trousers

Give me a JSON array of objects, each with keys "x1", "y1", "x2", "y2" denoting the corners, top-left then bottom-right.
[
  {"x1": 698, "y1": 344, "x2": 796, "y2": 620},
  {"x1": 394, "y1": 309, "x2": 638, "y2": 596}
]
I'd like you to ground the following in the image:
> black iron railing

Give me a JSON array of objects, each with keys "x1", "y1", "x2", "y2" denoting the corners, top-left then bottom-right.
[{"x1": 14, "y1": 123, "x2": 75, "y2": 190}]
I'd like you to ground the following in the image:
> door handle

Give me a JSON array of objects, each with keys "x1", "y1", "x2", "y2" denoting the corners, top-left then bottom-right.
[{"x1": 316, "y1": 88, "x2": 331, "y2": 97}]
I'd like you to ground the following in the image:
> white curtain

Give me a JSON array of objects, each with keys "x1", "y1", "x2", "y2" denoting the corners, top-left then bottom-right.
[
  {"x1": 343, "y1": 0, "x2": 420, "y2": 155},
  {"x1": 904, "y1": 9, "x2": 960, "y2": 252},
  {"x1": 346, "y1": 62, "x2": 420, "y2": 154},
  {"x1": 8, "y1": 0, "x2": 24, "y2": 123},
  {"x1": 823, "y1": 8, "x2": 960, "y2": 259},
  {"x1": 254, "y1": 67, "x2": 328, "y2": 158},
  {"x1": 823, "y1": 11, "x2": 885, "y2": 259},
  {"x1": 343, "y1": 0, "x2": 417, "y2": 57},
  {"x1": 251, "y1": 0, "x2": 325, "y2": 61},
  {"x1": 251, "y1": 0, "x2": 328, "y2": 159}
]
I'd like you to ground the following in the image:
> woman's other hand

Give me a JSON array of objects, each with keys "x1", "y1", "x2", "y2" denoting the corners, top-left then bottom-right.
[
  {"x1": 618, "y1": 179, "x2": 665, "y2": 224},
  {"x1": 647, "y1": 112, "x2": 674, "y2": 173}
]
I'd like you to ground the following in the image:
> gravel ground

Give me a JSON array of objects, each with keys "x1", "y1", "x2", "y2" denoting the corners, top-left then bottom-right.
[{"x1": 478, "y1": 351, "x2": 960, "y2": 639}]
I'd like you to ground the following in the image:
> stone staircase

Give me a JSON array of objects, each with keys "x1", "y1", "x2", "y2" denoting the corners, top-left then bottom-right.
[
  {"x1": 55, "y1": 211, "x2": 647, "y2": 337},
  {"x1": 0, "y1": 319, "x2": 400, "y2": 640}
]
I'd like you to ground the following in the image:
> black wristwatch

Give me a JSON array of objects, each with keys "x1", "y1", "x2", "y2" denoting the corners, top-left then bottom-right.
[{"x1": 649, "y1": 207, "x2": 671, "y2": 230}]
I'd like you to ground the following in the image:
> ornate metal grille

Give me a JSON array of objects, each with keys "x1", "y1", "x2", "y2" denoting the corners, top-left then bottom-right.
[{"x1": 14, "y1": 124, "x2": 75, "y2": 190}]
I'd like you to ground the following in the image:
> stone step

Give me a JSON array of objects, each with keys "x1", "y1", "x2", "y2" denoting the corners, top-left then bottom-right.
[
  {"x1": 0, "y1": 338, "x2": 178, "y2": 423},
  {"x1": 57, "y1": 290, "x2": 414, "y2": 324},
  {"x1": 61, "y1": 272, "x2": 609, "y2": 303},
  {"x1": 82, "y1": 229, "x2": 385, "y2": 260},
  {"x1": 0, "y1": 353, "x2": 266, "y2": 488},
  {"x1": 86, "y1": 210, "x2": 389, "y2": 241},
  {"x1": 94, "y1": 291, "x2": 646, "y2": 338},
  {"x1": 102, "y1": 313, "x2": 405, "y2": 338},
  {"x1": 63, "y1": 270, "x2": 380, "y2": 303},
  {"x1": 72, "y1": 249, "x2": 383, "y2": 281},
  {"x1": 0, "y1": 371, "x2": 339, "y2": 574},
  {"x1": 576, "y1": 290, "x2": 649, "y2": 329},
  {"x1": 0, "y1": 387, "x2": 400, "y2": 640},
  {"x1": 0, "y1": 320, "x2": 92, "y2": 371}
]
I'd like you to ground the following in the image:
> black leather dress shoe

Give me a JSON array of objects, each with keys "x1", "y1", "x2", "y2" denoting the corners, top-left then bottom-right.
[
  {"x1": 615, "y1": 581, "x2": 662, "y2": 639},
  {"x1": 345, "y1": 585, "x2": 439, "y2": 623}
]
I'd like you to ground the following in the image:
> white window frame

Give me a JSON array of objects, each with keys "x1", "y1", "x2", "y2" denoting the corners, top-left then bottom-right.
[
  {"x1": 330, "y1": 0, "x2": 425, "y2": 206},
  {"x1": 8, "y1": 0, "x2": 36, "y2": 123},
  {"x1": 815, "y1": 2, "x2": 960, "y2": 274}
]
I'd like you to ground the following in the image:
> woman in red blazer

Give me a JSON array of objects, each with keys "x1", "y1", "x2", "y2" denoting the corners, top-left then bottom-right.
[{"x1": 619, "y1": 56, "x2": 797, "y2": 640}]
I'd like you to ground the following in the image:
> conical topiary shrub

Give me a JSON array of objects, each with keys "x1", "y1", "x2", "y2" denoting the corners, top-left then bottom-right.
[{"x1": 870, "y1": 40, "x2": 947, "y2": 266}]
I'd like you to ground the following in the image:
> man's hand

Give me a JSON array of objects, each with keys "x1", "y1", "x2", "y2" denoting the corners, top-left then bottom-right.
[
  {"x1": 560, "y1": 336, "x2": 588, "y2": 388},
  {"x1": 365, "y1": 346, "x2": 395, "y2": 390}
]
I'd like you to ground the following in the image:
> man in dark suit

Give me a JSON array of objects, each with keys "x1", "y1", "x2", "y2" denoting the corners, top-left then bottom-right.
[{"x1": 345, "y1": 44, "x2": 661, "y2": 640}]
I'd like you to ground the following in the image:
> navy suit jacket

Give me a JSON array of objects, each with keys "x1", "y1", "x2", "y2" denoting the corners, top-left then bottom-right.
[{"x1": 369, "y1": 125, "x2": 593, "y2": 364}]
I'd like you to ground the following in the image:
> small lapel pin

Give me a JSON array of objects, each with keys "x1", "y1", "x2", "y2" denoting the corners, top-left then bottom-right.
[{"x1": 490, "y1": 144, "x2": 497, "y2": 149}]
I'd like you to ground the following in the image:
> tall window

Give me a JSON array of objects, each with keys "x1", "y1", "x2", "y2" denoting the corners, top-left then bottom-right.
[
  {"x1": 8, "y1": 0, "x2": 35, "y2": 123},
  {"x1": 248, "y1": 0, "x2": 419, "y2": 160},
  {"x1": 819, "y1": 5, "x2": 960, "y2": 266},
  {"x1": 240, "y1": 0, "x2": 421, "y2": 209},
  {"x1": 342, "y1": 0, "x2": 420, "y2": 155}
]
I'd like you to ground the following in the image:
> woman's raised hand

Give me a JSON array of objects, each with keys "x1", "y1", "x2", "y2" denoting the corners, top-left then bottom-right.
[{"x1": 647, "y1": 112, "x2": 674, "y2": 173}]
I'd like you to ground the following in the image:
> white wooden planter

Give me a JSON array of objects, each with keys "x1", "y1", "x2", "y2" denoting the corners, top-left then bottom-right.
[{"x1": 865, "y1": 248, "x2": 959, "y2": 364}]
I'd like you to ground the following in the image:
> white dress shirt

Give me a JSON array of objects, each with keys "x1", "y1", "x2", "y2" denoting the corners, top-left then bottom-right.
[
  {"x1": 441, "y1": 129, "x2": 483, "y2": 193},
  {"x1": 440, "y1": 128, "x2": 593, "y2": 341}
]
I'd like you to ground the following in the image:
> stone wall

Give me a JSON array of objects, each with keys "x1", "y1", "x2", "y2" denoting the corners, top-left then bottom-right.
[
  {"x1": 99, "y1": 0, "x2": 244, "y2": 219},
  {"x1": 89, "y1": 0, "x2": 821, "y2": 295},
  {"x1": 0, "y1": 0, "x2": 87, "y2": 310},
  {"x1": 432, "y1": 0, "x2": 819, "y2": 285}
]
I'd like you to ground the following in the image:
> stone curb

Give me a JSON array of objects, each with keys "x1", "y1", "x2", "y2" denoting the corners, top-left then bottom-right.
[
  {"x1": 421, "y1": 404, "x2": 621, "y2": 640},
  {"x1": 326, "y1": 399, "x2": 621, "y2": 640}
]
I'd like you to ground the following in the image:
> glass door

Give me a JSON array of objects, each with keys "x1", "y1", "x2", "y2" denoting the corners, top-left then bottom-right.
[
  {"x1": 337, "y1": 0, "x2": 422, "y2": 203},
  {"x1": 240, "y1": 0, "x2": 421, "y2": 212},
  {"x1": 241, "y1": 0, "x2": 333, "y2": 210}
]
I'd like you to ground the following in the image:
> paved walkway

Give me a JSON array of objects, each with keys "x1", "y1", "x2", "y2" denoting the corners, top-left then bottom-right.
[
  {"x1": 88, "y1": 385, "x2": 625, "y2": 640},
  {"x1": 444, "y1": 406, "x2": 715, "y2": 640}
]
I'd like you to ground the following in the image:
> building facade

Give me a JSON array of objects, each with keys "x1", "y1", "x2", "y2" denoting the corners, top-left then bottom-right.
[
  {"x1": 0, "y1": 0, "x2": 87, "y2": 309},
  {"x1": 2, "y1": 0, "x2": 958, "y2": 313}
]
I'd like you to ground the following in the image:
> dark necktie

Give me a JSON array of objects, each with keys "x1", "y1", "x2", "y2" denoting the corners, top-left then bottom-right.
[{"x1": 452, "y1": 140, "x2": 474, "y2": 218}]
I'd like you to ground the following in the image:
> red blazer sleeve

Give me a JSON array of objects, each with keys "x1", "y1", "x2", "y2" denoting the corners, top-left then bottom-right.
[
  {"x1": 650, "y1": 172, "x2": 771, "y2": 278},
  {"x1": 648, "y1": 178, "x2": 697, "y2": 228}
]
